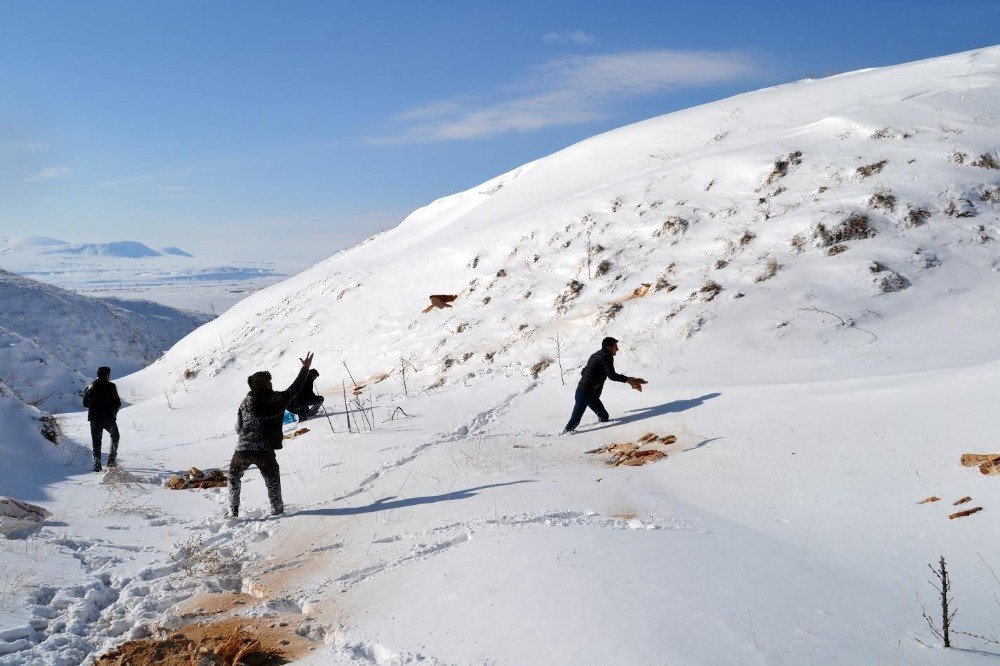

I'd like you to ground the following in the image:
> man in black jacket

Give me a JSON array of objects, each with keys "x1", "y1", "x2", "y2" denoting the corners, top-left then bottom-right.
[
  {"x1": 563, "y1": 337, "x2": 646, "y2": 433},
  {"x1": 229, "y1": 351, "x2": 313, "y2": 518},
  {"x1": 83, "y1": 366, "x2": 122, "y2": 472},
  {"x1": 289, "y1": 368, "x2": 324, "y2": 421}
]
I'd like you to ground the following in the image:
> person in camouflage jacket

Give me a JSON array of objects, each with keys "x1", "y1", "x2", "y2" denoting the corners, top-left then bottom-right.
[{"x1": 229, "y1": 351, "x2": 313, "y2": 517}]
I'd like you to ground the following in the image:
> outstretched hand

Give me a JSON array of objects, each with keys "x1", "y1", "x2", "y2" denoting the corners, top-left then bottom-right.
[
  {"x1": 300, "y1": 351, "x2": 314, "y2": 368},
  {"x1": 627, "y1": 377, "x2": 648, "y2": 392}
]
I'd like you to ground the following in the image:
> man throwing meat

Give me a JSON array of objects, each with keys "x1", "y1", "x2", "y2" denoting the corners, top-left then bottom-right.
[{"x1": 563, "y1": 337, "x2": 646, "y2": 433}]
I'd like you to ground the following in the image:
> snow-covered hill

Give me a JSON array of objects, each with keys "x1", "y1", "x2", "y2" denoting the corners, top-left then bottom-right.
[
  {"x1": 136, "y1": 46, "x2": 1000, "y2": 399},
  {"x1": 0, "y1": 270, "x2": 210, "y2": 411},
  {"x1": 3, "y1": 46, "x2": 1000, "y2": 665}
]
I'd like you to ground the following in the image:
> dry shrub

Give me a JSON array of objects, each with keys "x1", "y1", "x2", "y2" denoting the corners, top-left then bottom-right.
[
  {"x1": 40, "y1": 414, "x2": 60, "y2": 444},
  {"x1": 945, "y1": 198, "x2": 976, "y2": 218},
  {"x1": 699, "y1": 280, "x2": 723, "y2": 301},
  {"x1": 879, "y1": 271, "x2": 910, "y2": 293},
  {"x1": 715, "y1": 259, "x2": 728, "y2": 269},
  {"x1": 867, "y1": 187, "x2": 896, "y2": 212},
  {"x1": 654, "y1": 276, "x2": 676, "y2": 292},
  {"x1": 596, "y1": 302, "x2": 623, "y2": 325},
  {"x1": 495, "y1": 268, "x2": 507, "y2": 278},
  {"x1": 980, "y1": 185, "x2": 1000, "y2": 204},
  {"x1": 869, "y1": 261, "x2": 888, "y2": 274},
  {"x1": 905, "y1": 206, "x2": 932, "y2": 228},
  {"x1": 789, "y1": 233, "x2": 807, "y2": 252},
  {"x1": 554, "y1": 280, "x2": 584, "y2": 314},
  {"x1": 654, "y1": 217, "x2": 689, "y2": 238},
  {"x1": 764, "y1": 150, "x2": 803, "y2": 186},
  {"x1": 857, "y1": 159, "x2": 888, "y2": 178},
  {"x1": 530, "y1": 357, "x2": 553, "y2": 379},
  {"x1": 755, "y1": 256, "x2": 779, "y2": 282},
  {"x1": 594, "y1": 259, "x2": 613, "y2": 277},
  {"x1": 826, "y1": 244, "x2": 848, "y2": 256},
  {"x1": 971, "y1": 153, "x2": 1000, "y2": 169},
  {"x1": 814, "y1": 212, "x2": 875, "y2": 247},
  {"x1": 951, "y1": 150, "x2": 968, "y2": 165}
]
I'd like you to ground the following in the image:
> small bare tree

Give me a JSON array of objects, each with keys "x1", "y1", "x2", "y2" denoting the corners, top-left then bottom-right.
[
  {"x1": 554, "y1": 333, "x2": 566, "y2": 385},
  {"x1": 923, "y1": 556, "x2": 956, "y2": 648}
]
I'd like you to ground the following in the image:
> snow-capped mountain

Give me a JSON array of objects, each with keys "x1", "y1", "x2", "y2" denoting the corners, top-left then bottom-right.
[{"x1": 0, "y1": 269, "x2": 210, "y2": 411}]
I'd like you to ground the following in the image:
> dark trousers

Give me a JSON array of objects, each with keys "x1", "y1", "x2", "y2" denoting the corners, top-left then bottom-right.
[
  {"x1": 292, "y1": 395, "x2": 324, "y2": 420},
  {"x1": 564, "y1": 385, "x2": 609, "y2": 431},
  {"x1": 229, "y1": 449, "x2": 283, "y2": 514},
  {"x1": 90, "y1": 419, "x2": 120, "y2": 461}
]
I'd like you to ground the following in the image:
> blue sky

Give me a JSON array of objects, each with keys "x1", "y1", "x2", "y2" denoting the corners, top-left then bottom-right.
[{"x1": 1, "y1": 0, "x2": 997, "y2": 264}]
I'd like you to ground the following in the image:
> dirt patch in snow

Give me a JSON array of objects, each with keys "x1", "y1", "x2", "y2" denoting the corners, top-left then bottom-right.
[{"x1": 96, "y1": 616, "x2": 312, "y2": 665}]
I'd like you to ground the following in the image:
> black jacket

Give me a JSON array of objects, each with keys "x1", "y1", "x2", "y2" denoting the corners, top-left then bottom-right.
[
  {"x1": 235, "y1": 367, "x2": 309, "y2": 452},
  {"x1": 578, "y1": 349, "x2": 629, "y2": 393},
  {"x1": 83, "y1": 378, "x2": 122, "y2": 422}
]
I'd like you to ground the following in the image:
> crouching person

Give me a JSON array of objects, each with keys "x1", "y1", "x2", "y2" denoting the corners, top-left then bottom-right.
[
  {"x1": 229, "y1": 351, "x2": 313, "y2": 518},
  {"x1": 289, "y1": 368, "x2": 324, "y2": 421}
]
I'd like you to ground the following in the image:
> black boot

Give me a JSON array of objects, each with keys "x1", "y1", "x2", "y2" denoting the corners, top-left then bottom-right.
[{"x1": 92, "y1": 457, "x2": 102, "y2": 473}]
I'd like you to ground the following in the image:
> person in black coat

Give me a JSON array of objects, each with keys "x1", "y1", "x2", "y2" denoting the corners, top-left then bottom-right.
[
  {"x1": 563, "y1": 337, "x2": 646, "y2": 433},
  {"x1": 229, "y1": 351, "x2": 313, "y2": 518},
  {"x1": 82, "y1": 366, "x2": 122, "y2": 472},
  {"x1": 289, "y1": 368, "x2": 324, "y2": 421}
]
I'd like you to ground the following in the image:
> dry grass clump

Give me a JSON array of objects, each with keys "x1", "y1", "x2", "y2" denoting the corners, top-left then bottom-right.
[
  {"x1": 945, "y1": 198, "x2": 976, "y2": 218},
  {"x1": 856, "y1": 159, "x2": 888, "y2": 178},
  {"x1": 654, "y1": 275, "x2": 676, "y2": 293},
  {"x1": 879, "y1": 271, "x2": 910, "y2": 293},
  {"x1": 951, "y1": 150, "x2": 968, "y2": 165},
  {"x1": 980, "y1": 185, "x2": 1000, "y2": 204},
  {"x1": 699, "y1": 279, "x2": 723, "y2": 301},
  {"x1": 971, "y1": 153, "x2": 1000, "y2": 169},
  {"x1": 867, "y1": 187, "x2": 896, "y2": 212},
  {"x1": 814, "y1": 212, "x2": 876, "y2": 247},
  {"x1": 594, "y1": 259, "x2": 613, "y2": 277},
  {"x1": 40, "y1": 414, "x2": 60, "y2": 444},
  {"x1": 904, "y1": 206, "x2": 932, "y2": 228},
  {"x1": 654, "y1": 217, "x2": 690, "y2": 239},
  {"x1": 789, "y1": 233, "x2": 807, "y2": 253},
  {"x1": 530, "y1": 357, "x2": 553, "y2": 379},
  {"x1": 763, "y1": 150, "x2": 803, "y2": 186},
  {"x1": 755, "y1": 256, "x2": 779, "y2": 282},
  {"x1": 826, "y1": 244, "x2": 848, "y2": 256},
  {"x1": 869, "y1": 261, "x2": 888, "y2": 274},
  {"x1": 554, "y1": 280, "x2": 584, "y2": 314},
  {"x1": 596, "y1": 302, "x2": 623, "y2": 325}
]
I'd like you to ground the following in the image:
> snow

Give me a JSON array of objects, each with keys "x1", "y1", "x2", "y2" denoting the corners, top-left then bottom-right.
[
  {"x1": 3, "y1": 45, "x2": 1000, "y2": 664},
  {"x1": 0, "y1": 270, "x2": 210, "y2": 411}
]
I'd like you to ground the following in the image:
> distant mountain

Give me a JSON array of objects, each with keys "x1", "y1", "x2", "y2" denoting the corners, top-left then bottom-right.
[
  {"x1": 161, "y1": 246, "x2": 194, "y2": 257},
  {"x1": 51, "y1": 241, "x2": 162, "y2": 258}
]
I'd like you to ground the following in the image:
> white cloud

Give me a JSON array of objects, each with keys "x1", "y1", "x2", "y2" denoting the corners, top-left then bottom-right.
[
  {"x1": 368, "y1": 49, "x2": 756, "y2": 144},
  {"x1": 542, "y1": 31, "x2": 597, "y2": 45},
  {"x1": 24, "y1": 166, "x2": 73, "y2": 182}
]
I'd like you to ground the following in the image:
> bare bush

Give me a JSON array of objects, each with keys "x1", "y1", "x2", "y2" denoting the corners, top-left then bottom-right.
[
  {"x1": 869, "y1": 261, "x2": 888, "y2": 273},
  {"x1": 554, "y1": 280, "x2": 584, "y2": 314},
  {"x1": 980, "y1": 186, "x2": 1000, "y2": 204},
  {"x1": 971, "y1": 153, "x2": 1000, "y2": 169},
  {"x1": 814, "y1": 212, "x2": 876, "y2": 247},
  {"x1": 596, "y1": 302, "x2": 623, "y2": 325},
  {"x1": 594, "y1": 259, "x2": 613, "y2": 277},
  {"x1": 951, "y1": 150, "x2": 968, "y2": 165},
  {"x1": 905, "y1": 206, "x2": 932, "y2": 228},
  {"x1": 857, "y1": 159, "x2": 888, "y2": 178},
  {"x1": 763, "y1": 150, "x2": 803, "y2": 186},
  {"x1": 530, "y1": 357, "x2": 553, "y2": 379},
  {"x1": 182, "y1": 368, "x2": 197, "y2": 380},
  {"x1": 827, "y1": 244, "x2": 848, "y2": 256},
  {"x1": 868, "y1": 187, "x2": 896, "y2": 212},
  {"x1": 654, "y1": 217, "x2": 689, "y2": 239},
  {"x1": 879, "y1": 271, "x2": 910, "y2": 293},
  {"x1": 699, "y1": 279, "x2": 723, "y2": 301},
  {"x1": 755, "y1": 256, "x2": 779, "y2": 283},
  {"x1": 789, "y1": 233, "x2": 807, "y2": 253},
  {"x1": 946, "y1": 198, "x2": 977, "y2": 218},
  {"x1": 654, "y1": 276, "x2": 676, "y2": 292},
  {"x1": 39, "y1": 415, "x2": 60, "y2": 444}
]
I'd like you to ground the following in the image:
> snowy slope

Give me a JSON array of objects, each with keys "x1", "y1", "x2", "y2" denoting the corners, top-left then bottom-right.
[
  {"x1": 3, "y1": 46, "x2": 1000, "y2": 665},
  {"x1": 0, "y1": 270, "x2": 210, "y2": 411}
]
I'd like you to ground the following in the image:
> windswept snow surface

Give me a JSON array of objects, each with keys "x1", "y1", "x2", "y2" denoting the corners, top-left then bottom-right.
[{"x1": 3, "y1": 46, "x2": 1000, "y2": 664}]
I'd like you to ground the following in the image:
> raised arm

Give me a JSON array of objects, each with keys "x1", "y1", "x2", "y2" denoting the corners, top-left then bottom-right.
[{"x1": 278, "y1": 352, "x2": 314, "y2": 409}]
